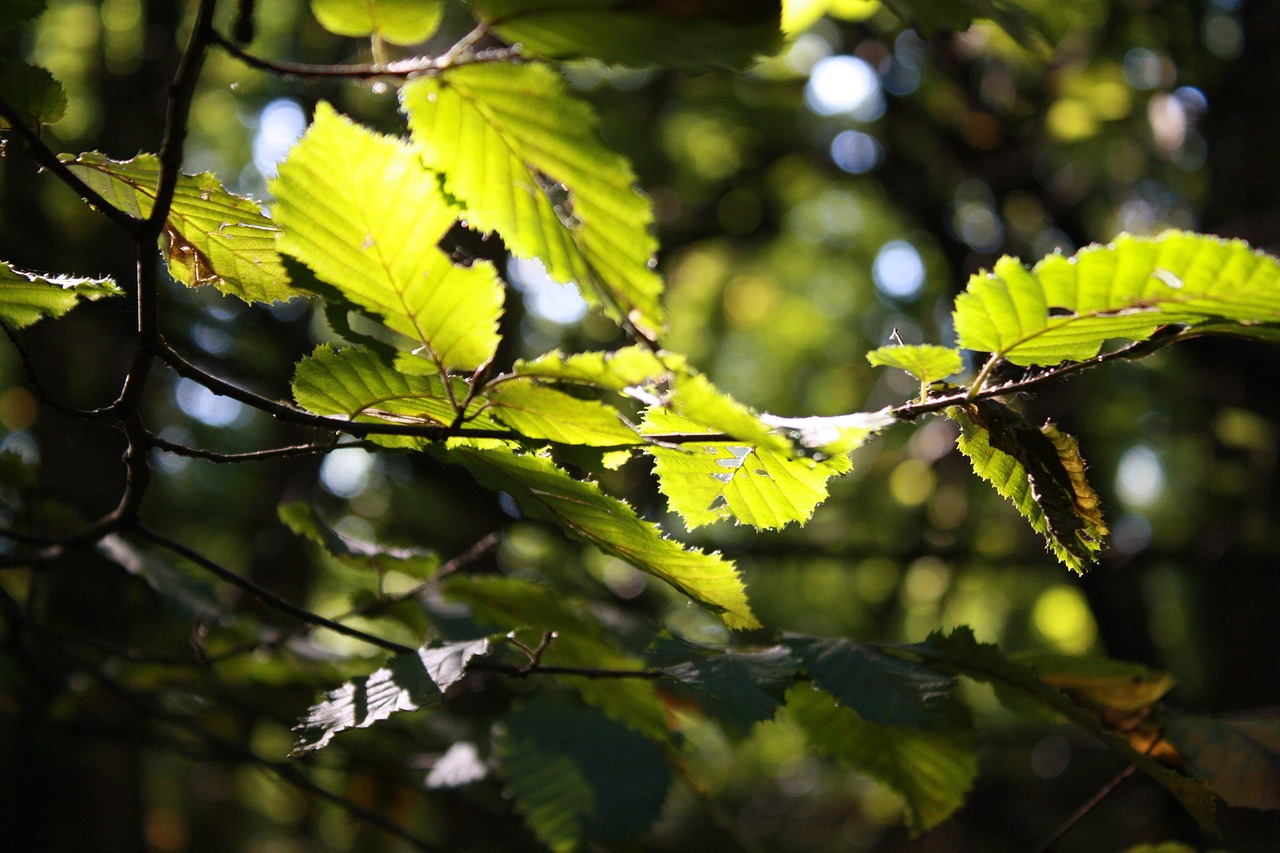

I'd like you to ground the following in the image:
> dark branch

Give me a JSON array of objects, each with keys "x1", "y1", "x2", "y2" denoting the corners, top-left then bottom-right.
[
  {"x1": 1, "y1": 326, "x2": 116, "y2": 419},
  {"x1": 132, "y1": 524, "x2": 413, "y2": 655},
  {"x1": 0, "y1": 97, "x2": 145, "y2": 236},
  {"x1": 470, "y1": 660, "x2": 666, "y2": 680},
  {"x1": 149, "y1": 435, "x2": 359, "y2": 463}
]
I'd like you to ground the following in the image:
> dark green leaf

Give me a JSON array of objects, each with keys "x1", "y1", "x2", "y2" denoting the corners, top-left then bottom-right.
[
  {"x1": 660, "y1": 641, "x2": 800, "y2": 729},
  {"x1": 497, "y1": 700, "x2": 671, "y2": 852},
  {"x1": 278, "y1": 500, "x2": 438, "y2": 576},
  {"x1": 468, "y1": 0, "x2": 783, "y2": 69},
  {"x1": 0, "y1": 62, "x2": 65, "y2": 127},
  {"x1": 786, "y1": 636, "x2": 963, "y2": 730}
]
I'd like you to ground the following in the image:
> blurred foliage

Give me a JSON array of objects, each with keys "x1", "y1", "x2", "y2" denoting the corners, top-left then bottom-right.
[{"x1": 0, "y1": 0, "x2": 1279, "y2": 852}]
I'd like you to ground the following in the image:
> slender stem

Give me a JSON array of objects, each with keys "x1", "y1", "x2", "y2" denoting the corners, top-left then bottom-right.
[
  {"x1": 132, "y1": 524, "x2": 413, "y2": 655},
  {"x1": 1033, "y1": 763, "x2": 1138, "y2": 853},
  {"x1": 0, "y1": 96, "x2": 145, "y2": 236},
  {"x1": 149, "y1": 435, "x2": 356, "y2": 463}
]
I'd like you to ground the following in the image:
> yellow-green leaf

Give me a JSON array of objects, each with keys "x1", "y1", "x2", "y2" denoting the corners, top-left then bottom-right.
[
  {"x1": 402, "y1": 63, "x2": 663, "y2": 339},
  {"x1": 0, "y1": 261, "x2": 121, "y2": 328},
  {"x1": 866, "y1": 344, "x2": 963, "y2": 383},
  {"x1": 484, "y1": 378, "x2": 643, "y2": 446},
  {"x1": 273, "y1": 103, "x2": 503, "y2": 372},
  {"x1": 311, "y1": 0, "x2": 443, "y2": 45},
  {"x1": 63, "y1": 153, "x2": 293, "y2": 304}
]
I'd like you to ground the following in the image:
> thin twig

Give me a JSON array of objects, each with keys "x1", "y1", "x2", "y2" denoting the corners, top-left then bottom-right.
[
  {"x1": 149, "y1": 435, "x2": 358, "y2": 463},
  {"x1": 1033, "y1": 763, "x2": 1138, "y2": 853},
  {"x1": 469, "y1": 660, "x2": 666, "y2": 679},
  {"x1": 1, "y1": 326, "x2": 116, "y2": 419},
  {"x1": 0, "y1": 97, "x2": 144, "y2": 236},
  {"x1": 211, "y1": 29, "x2": 520, "y2": 79},
  {"x1": 133, "y1": 524, "x2": 413, "y2": 655}
]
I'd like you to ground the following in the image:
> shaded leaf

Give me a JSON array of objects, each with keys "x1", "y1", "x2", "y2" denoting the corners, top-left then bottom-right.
[
  {"x1": 403, "y1": 63, "x2": 662, "y2": 339},
  {"x1": 644, "y1": 406, "x2": 850, "y2": 530},
  {"x1": 0, "y1": 62, "x2": 65, "y2": 127},
  {"x1": 1165, "y1": 709, "x2": 1280, "y2": 810},
  {"x1": 469, "y1": 0, "x2": 783, "y2": 69},
  {"x1": 278, "y1": 499, "x2": 438, "y2": 576},
  {"x1": 311, "y1": 0, "x2": 443, "y2": 44},
  {"x1": 97, "y1": 534, "x2": 229, "y2": 624},
  {"x1": 496, "y1": 700, "x2": 671, "y2": 853},
  {"x1": 955, "y1": 231, "x2": 1280, "y2": 368},
  {"x1": 1019, "y1": 653, "x2": 1175, "y2": 714},
  {"x1": 484, "y1": 378, "x2": 643, "y2": 446},
  {"x1": 0, "y1": 261, "x2": 121, "y2": 328},
  {"x1": 62, "y1": 153, "x2": 293, "y2": 304},
  {"x1": 441, "y1": 445, "x2": 759, "y2": 630},
  {"x1": 660, "y1": 641, "x2": 800, "y2": 730},
  {"x1": 293, "y1": 638, "x2": 490, "y2": 751},
  {"x1": 787, "y1": 685, "x2": 977, "y2": 835},
  {"x1": 786, "y1": 636, "x2": 963, "y2": 730},
  {"x1": 866, "y1": 344, "x2": 964, "y2": 383},
  {"x1": 445, "y1": 575, "x2": 668, "y2": 738},
  {"x1": 0, "y1": 0, "x2": 44, "y2": 31},
  {"x1": 273, "y1": 103, "x2": 503, "y2": 371},
  {"x1": 915, "y1": 627, "x2": 1218, "y2": 832},
  {"x1": 949, "y1": 400, "x2": 1107, "y2": 572}
]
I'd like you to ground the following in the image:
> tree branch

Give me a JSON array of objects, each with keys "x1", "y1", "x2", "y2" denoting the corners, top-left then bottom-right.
[
  {"x1": 132, "y1": 524, "x2": 413, "y2": 655},
  {"x1": 149, "y1": 435, "x2": 359, "y2": 463}
]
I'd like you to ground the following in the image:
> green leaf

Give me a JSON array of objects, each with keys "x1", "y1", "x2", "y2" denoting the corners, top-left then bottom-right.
[
  {"x1": 659, "y1": 641, "x2": 800, "y2": 730},
  {"x1": 273, "y1": 103, "x2": 503, "y2": 371},
  {"x1": 310, "y1": 0, "x2": 443, "y2": 45},
  {"x1": 468, "y1": 0, "x2": 783, "y2": 69},
  {"x1": 61, "y1": 153, "x2": 294, "y2": 304},
  {"x1": 402, "y1": 63, "x2": 663, "y2": 339},
  {"x1": 0, "y1": 261, "x2": 121, "y2": 328},
  {"x1": 513, "y1": 346, "x2": 675, "y2": 391},
  {"x1": 445, "y1": 575, "x2": 668, "y2": 738},
  {"x1": 915, "y1": 627, "x2": 1218, "y2": 833},
  {"x1": 97, "y1": 534, "x2": 229, "y2": 624},
  {"x1": 293, "y1": 638, "x2": 491, "y2": 752},
  {"x1": 644, "y1": 406, "x2": 850, "y2": 530},
  {"x1": 663, "y1": 373, "x2": 788, "y2": 451},
  {"x1": 949, "y1": 400, "x2": 1107, "y2": 572},
  {"x1": 787, "y1": 685, "x2": 977, "y2": 835},
  {"x1": 866, "y1": 344, "x2": 964, "y2": 383},
  {"x1": 759, "y1": 409, "x2": 897, "y2": 455},
  {"x1": 955, "y1": 231, "x2": 1280, "y2": 368},
  {"x1": 293, "y1": 346, "x2": 507, "y2": 449},
  {"x1": 440, "y1": 445, "x2": 760, "y2": 630},
  {"x1": 0, "y1": 0, "x2": 45, "y2": 33},
  {"x1": 785, "y1": 636, "x2": 963, "y2": 731},
  {"x1": 1018, "y1": 653, "x2": 1176, "y2": 714},
  {"x1": 278, "y1": 500, "x2": 438, "y2": 576},
  {"x1": 484, "y1": 378, "x2": 644, "y2": 446},
  {"x1": 1164, "y1": 709, "x2": 1280, "y2": 810},
  {"x1": 496, "y1": 700, "x2": 672, "y2": 853},
  {"x1": 0, "y1": 62, "x2": 65, "y2": 127}
]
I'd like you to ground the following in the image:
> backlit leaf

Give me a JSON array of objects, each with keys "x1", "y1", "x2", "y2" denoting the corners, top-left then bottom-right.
[
  {"x1": 293, "y1": 638, "x2": 491, "y2": 751},
  {"x1": 0, "y1": 261, "x2": 121, "y2": 328},
  {"x1": 311, "y1": 0, "x2": 444, "y2": 45},
  {"x1": 513, "y1": 346, "x2": 674, "y2": 391},
  {"x1": 440, "y1": 445, "x2": 759, "y2": 629},
  {"x1": 949, "y1": 400, "x2": 1107, "y2": 572},
  {"x1": 955, "y1": 231, "x2": 1280, "y2": 368},
  {"x1": 403, "y1": 63, "x2": 662, "y2": 339},
  {"x1": 497, "y1": 700, "x2": 671, "y2": 852},
  {"x1": 469, "y1": 0, "x2": 783, "y2": 69},
  {"x1": 62, "y1": 153, "x2": 293, "y2": 304},
  {"x1": 292, "y1": 345, "x2": 506, "y2": 449},
  {"x1": 1165, "y1": 709, "x2": 1280, "y2": 810},
  {"x1": 644, "y1": 406, "x2": 850, "y2": 530},
  {"x1": 273, "y1": 103, "x2": 503, "y2": 371},
  {"x1": 1019, "y1": 653, "x2": 1175, "y2": 714},
  {"x1": 787, "y1": 685, "x2": 977, "y2": 835},
  {"x1": 484, "y1": 378, "x2": 643, "y2": 446},
  {"x1": 866, "y1": 344, "x2": 964, "y2": 383}
]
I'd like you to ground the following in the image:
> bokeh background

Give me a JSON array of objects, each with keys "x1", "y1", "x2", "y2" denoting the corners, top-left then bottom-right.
[{"x1": 1, "y1": 0, "x2": 1278, "y2": 850}]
